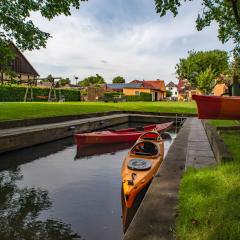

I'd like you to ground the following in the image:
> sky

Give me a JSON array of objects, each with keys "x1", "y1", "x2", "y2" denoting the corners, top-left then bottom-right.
[{"x1": 25, "y1": 0, "x2": 234, "y2": 84}]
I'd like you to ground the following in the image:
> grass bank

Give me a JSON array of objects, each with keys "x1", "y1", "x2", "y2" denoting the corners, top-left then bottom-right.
[
  {"x1": 0, "y1": 102, "x2": 196, "y2": 121},
  {"x1": 176, "y1": 131, "x2": 240, "y2": 240},
  {"x1": 208, "y1": 120, "x2": 240, "y2": 127}
]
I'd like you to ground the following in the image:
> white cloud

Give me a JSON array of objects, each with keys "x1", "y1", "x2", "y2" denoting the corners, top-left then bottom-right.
[{"x1": 24, "y1": 2, "x2": 233, "y2": 84}]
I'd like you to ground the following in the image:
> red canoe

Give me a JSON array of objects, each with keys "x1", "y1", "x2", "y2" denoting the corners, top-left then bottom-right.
[
  {"x1": 74, "y1": 122, "x2": 173, "y2": 147},
  {"x1": 192, "y1": 95, "x2": 240, "y2": 120}
]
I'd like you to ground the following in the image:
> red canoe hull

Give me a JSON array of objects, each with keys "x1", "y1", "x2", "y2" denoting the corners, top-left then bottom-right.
[
  {"x1": 192, "y1": 95, "x2": 240, "y2": 120},
  {"x1": 74, "y1": 122, "x2": 173, "y2": 147}
]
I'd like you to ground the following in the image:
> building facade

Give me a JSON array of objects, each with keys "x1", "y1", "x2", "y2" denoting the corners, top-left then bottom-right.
[
  {"x1": 123, "y1": 80, "x2": 166, "y2": 101},
  {"x1": 1, "y1": 43, "x2": 39, "y2": 83},
  {"x1": 177, "y1": 79, "x2": 202, "y2": 101},
  {"x1": 166, "y1": 81, "x2": 178, "y2": 100}
]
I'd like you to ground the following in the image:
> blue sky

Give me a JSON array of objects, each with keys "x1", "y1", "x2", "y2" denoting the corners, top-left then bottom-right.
[{"x1": 25, "y1": 0, "x2": 233, "y2": 83}]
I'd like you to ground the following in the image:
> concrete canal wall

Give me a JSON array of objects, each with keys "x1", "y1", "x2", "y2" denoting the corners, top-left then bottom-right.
[
  {"x1": 0, "y1": 114, "x2": 128, "y2": 153},
  {"x1": 124, "y1": 118, "x2": 218, "y2": 240},
  {"x1": 1, "y1": 113, "x2": 230, "y2": 239},
  {"x1": 0, "y1": 111, "x2": 195, "y2": 129},
  {"x1": 0, "y1": 113, "x2": 184, "y2": 154},
  {"x1": 202, "y1": 121, "x2": 233, "y2": 163}
]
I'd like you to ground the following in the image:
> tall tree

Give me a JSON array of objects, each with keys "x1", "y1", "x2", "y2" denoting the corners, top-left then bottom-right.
[
  {"x1": 196, "y1": 67, "x2": 216, "y2": 94},
  {"x1": 155, "y1": 0, "x2": 240, "y2": 53},
  {"x1": 155, "y1": 0, "x2": 240, "y2": 93},
  {"x1": 0, "y1": 1, "x2": 86, "y2": 51},
  {"x1": 112, "y1": 76, "x2": 125, "y2": 84},
  {"x1": 0, "y1": 1, "x2": 86, "y2": 78},
  {"x1": 78, "y1": 74, "x2": 105, "y2": 87},
  {"x1": 176, "y1": 50, "x2": 229, "y2": 87}
]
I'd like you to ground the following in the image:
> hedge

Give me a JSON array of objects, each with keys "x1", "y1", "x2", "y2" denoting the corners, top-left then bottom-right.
[
  {"x1": 126, "y1": 92, "x2": 152, "y2": 101},
  {"x1": 0, "y1": 84, "x2": 81, "y2": 102}
]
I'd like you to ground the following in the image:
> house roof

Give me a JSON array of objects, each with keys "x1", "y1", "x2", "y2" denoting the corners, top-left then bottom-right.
[
  {"x1": 177, "y1": 79, "x2": 192, "y2": 92},
  {"x1": 124, "y1": 83, "x2": 143, "y2": 88},
  {"x1": 107, "y1": 83, "x2": 126, "y2": 89},
  {"x1": 129, "y1": 79, "x2": 166, "y2": 91},
  {"x1": 107, "y1": 83, "x2": 144, "y2": 89},
  {"x1": 10, "y1": 43, "x2": 39, "y2": 76},
  {"x1": 166, "y1": 81, "x2": 177, "y2": 88}
]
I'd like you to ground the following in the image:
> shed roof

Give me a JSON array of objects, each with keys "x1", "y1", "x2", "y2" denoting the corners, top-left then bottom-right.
[{"x1": 9, "y1": 43, "x2": 39, "y2": 76}]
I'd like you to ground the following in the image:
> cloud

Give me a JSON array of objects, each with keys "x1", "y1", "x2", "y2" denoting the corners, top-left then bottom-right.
[{"x1": 24, "y1": 0, "x2": 234, "y2": 84}]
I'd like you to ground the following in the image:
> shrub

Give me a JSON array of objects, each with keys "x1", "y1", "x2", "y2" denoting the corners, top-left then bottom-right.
[
  {"x1": 0, "y1": 84, "x2": 81, "y2": 102},
  {"x1": 126, "y1": 92, "x2": 152, "y2": 101},
  {"x1": 102, "y1": 92, "x2": 122, "y2": 102}
]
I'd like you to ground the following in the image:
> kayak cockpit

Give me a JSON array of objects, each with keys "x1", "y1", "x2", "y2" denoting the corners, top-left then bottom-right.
[{"x1": 130, "y1": 141, "x2": 159, "y2": 157}]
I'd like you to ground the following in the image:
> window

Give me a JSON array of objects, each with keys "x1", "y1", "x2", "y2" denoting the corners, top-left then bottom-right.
[{"x1": 135, "y1": 91, "x2": 140, "y2": 96}]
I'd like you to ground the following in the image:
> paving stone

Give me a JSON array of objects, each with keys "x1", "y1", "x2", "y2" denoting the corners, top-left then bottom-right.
[{"x1": 186, "y1": 118, "x2": 216, "y2": 169}]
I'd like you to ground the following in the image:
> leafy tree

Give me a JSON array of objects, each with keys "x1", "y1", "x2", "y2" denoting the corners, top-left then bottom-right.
[
  {"x1": 155, "y1": 0, "x2": 240, "y2": 93},
  {"x1": 155, "y1": 0, "x2": 240, "y2": 54},
  {"x1": 0, "y1": 1, "x2": 86, "y2": 51},
  {"x1": 196, "y1": 67, "x2": 216, "y2": 94},
  {"x1": 112, "y1": 76, "x2": 125, "y2": 83},
  {"x1": 58, "y1": 78, "x2": 71, "y2": 86},
  {"x1": 166, "y1": 90, "x2": 172, "y2": 98},
  {"x1": 0, "y1": 40, "x2": 16, "y2": 83},
  {"x1": 0, "y1": 0, "x2": 86, "y2": 80},
  {"x1": 78, "y1": 74, "x2": 105, "y2": 87},
  {"x1": 176, "y1": 50, "x2": 229, "y2": 87}
]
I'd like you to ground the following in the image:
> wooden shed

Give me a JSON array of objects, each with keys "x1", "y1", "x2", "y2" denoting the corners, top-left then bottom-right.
[{"x1": 1, "y1": 42, "x2": 39, "y2": 83}]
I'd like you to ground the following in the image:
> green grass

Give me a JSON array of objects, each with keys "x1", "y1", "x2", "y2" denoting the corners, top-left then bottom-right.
[
  {"x1": 0, "y1": 101, "x2": 196, "y2": 121},
  {"x1": 208, "y1": 120, "x2": 240, "y2": 127},
  {"x1": 176, "y1": 132, "x2": 240, "y2": 240}
]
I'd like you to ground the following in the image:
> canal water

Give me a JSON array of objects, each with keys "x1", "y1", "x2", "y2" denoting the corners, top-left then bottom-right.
[{"x1": 0, "y1": 123, "x2": 176, "y2": 240}]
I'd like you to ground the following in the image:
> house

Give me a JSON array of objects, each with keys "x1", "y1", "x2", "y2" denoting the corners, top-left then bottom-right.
[
  {"x1": 106, "y1": 83, "x2": 126, "y2": 92},
  {"x1": 86, "y1": 84, "x2": 114, "y2": 101},
  {"x1": 213, "y1": 84, "x2": 228, "y2": 96},
  {"x1": 177, "y1": 79, "x2": 202, "y2": 101},
  {"x1": 166, "y1": 81, "x2": 178, "y2": 100},
  {"x1": 123, "y1": 79, "x2": 166, "y2": 101},
  {"x1": 1, "y1": 43, "x2": 39, "y2": 83}
]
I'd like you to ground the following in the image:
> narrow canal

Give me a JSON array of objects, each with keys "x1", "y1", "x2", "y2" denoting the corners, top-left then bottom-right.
[{"x1": 0, "y1": 123, "x2": 176, "y2": 240}]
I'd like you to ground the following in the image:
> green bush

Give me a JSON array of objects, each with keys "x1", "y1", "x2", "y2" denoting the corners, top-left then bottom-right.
[
  {"x1": 104, "y1": 92, "x2": 121, "y2": 98},
  {"x1": 0, "y1": 85, "x2": 81, "y2": 102},
  {"x1": 126, "y1": 92, "x2": 152, "y2": 101},
  {"x1": 102, "y1": 92, "x2": 122, "y2": 102}
]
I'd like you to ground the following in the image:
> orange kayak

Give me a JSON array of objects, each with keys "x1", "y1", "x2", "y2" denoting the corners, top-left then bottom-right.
[
  {"x1": 192, "y1": 95, "x2": 240, "y2": 119},
  {"x1": 121, "y1": 131, "x2": 164, "y2": 232},
  {"x1": 121, "y1": 131, "x2": 164, "y2": 209}
]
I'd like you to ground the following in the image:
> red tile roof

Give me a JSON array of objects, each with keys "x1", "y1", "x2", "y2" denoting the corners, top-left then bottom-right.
[
  {"x1": 177, "y1": 79, "x2": 192, "y2": 93},
  {"x1": 130, "y1": 79, "x2": 166, "y2": 91}
]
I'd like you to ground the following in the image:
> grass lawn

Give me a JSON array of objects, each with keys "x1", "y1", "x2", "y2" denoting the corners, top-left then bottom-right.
[
  {"x1": 0, "y1": 101, "x2": 196, "y2": 121},
  {"x1": 176, "y1": 132, "x2": 240, "y2": 240},
  {"x1": 208, "y1": 120, "x2": 240, "y2": 127}
]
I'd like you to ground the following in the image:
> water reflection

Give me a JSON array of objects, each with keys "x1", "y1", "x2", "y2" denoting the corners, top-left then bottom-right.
[
  {"x1": 0, "y1": 138, "x2": 74, "y2": 171},
  {"x1": 75, "y1": 142, "x2": 135, "y2": 159},
  {"x1": 0, "y1": 124, "x2": 177, "y2": 240},
  {"x1": 0, "y1": 168, "x2": 81, "y2": 240},
  {"x1": 75, "y1": 132, "x2": 172, "y2": 160}
]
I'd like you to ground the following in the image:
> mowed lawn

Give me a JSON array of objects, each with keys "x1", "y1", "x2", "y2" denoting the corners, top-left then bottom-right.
[
  {"x1": 0, "y1": 101, "x2": 196, "y2": 121},
  {"x1": 176, "y1": 132, "x2": 240, "y2": 240}
]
